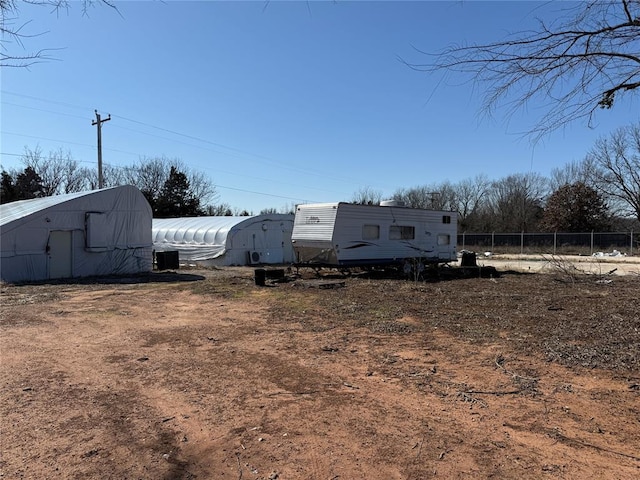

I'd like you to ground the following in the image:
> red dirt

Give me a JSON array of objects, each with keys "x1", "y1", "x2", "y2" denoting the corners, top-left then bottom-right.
[{"x1": 1, "y1": 267, "x2": 639, "y2": 479}]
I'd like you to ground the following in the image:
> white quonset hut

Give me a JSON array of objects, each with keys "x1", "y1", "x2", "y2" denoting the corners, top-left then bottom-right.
[
  {"x1": 152, "y1": 214, "x2": 294, "y2": 266},
  {"x1": 0, "y1": 185, "x2": 153, "y2": 283}
]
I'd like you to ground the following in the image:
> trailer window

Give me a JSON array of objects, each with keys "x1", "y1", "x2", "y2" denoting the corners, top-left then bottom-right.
[
  {"x1": 389, "y1": 225, "x2": 415, "y2": 240},
  {"x1": 437, "y1": 234, "x2": 450, "y2": 245},
  {"x1": 362, "y1": 224, "x2": 380, "y2": 240},
  {"x1": 442, "y1": 215, "x2": 451, "y2": 224}
]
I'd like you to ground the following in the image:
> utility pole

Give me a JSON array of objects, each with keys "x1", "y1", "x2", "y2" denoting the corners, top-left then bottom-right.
[{"x1": 92, "y1": 109, "x2": 111, "y2": 189}]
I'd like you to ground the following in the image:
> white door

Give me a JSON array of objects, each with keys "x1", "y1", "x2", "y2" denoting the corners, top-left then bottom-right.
[
  {"x1": 282, "y1": 227, "x2": 293, "y2": 263},
  {"x1": 49, "y1": 230, "x2": 73, "y2": 279}
]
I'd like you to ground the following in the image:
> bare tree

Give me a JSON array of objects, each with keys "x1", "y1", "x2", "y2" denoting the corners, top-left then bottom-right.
[
  {"x1": 549, "y1": 160, "x2": 591, "y2": 191},
  {"x1": 279, "y1": 202, "x2": 296, "y2": 215},
  {"x1": 392, "y1": 182, "x2": 458, "y2": 210},
  {"x1": 20, "y1": 146, "x2": 88, "y2": 194},
  {"x1": 409, "y1": 1, "x2": 640, "y2": 140},
  {"x1": 123, "y1": 157, "x2": 168, "y2": 202},
  {"x1": 119, "y1": 156, "x2": 217, "y2": 211},
  {"x1": 207, "y1": 203, "x2": 233, "y2": 216},
  {"x1": 259, "y1": 203, "x2": 297, "y2": 215},
  {"x1": 188, "y1": 168, "x2": 219, "y2": 208},
  {"x1": 351, "y1": 186, "x2": 383, "y2": 205},
  {"x1": 433, "y1": 181, "x2": 457, "y2": 211},
  {"x1": 586, "y1": 122, "x2": 640, "y2": 221},
  {"x1": 85, "y1": 163, "x2": 124, "y2": 190},
  {"x1": 393, "y1": 185, "x2": 440, "y2": 209},
  {"x1": 1, "y1": 0, "x2": 119, "y2": 68},
  {"x1": 486, "y1": 173, "x2": 548, "y2": 231},
  {"x1": 451, "y1": 174, "x2": 490, "y2": 231},
  {"x1": 61, "y1": 157, "x2": 89, "y2": 193},
  {"x1": 101, "y1": 164, "x2": 125, "y2": 188},
  {"x1": 20, "y1": 146, "x2": 59, "y2": 195}
]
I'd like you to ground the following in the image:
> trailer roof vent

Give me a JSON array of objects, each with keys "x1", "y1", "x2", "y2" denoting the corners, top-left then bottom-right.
[{"x1": 380, "y1": 200, "x2": 406, "y2": 207}]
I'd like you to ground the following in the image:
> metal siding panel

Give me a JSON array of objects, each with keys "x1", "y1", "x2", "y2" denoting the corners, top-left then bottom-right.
[
  {"x1": 336, "y1": 204, "x2": 458, "y2": 264},
  {"x1": 292, "y1": 204, "x2": 339, "y2": 243}
]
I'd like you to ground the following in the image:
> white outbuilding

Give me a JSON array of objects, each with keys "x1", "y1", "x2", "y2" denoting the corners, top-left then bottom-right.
[
  {"x1": 152, "y1": 214, "x2": 294, "y2": 266},
  {"x1": 0, "y1": 185, "x2": 153, "y2": 283}
]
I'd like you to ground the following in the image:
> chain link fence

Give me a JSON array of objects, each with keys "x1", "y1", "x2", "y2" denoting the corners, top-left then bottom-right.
[{"x1": 458, "y1": 231, "x2": 636, "y2": 256}]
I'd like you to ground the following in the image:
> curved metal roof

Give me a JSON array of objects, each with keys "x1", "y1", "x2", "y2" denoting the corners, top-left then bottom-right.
[
  {"x1": 1, "y1": 189, "x2": 95, "y2": 227},
  {"x1": 152, "y1": 214, "x2": 293, "y2": 246},
  {"x1": 0, "y1": 185, "x2": 149, "y2": 229}
]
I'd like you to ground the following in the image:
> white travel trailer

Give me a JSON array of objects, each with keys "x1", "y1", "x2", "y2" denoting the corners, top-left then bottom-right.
[{"x1": 291, "y1": 201, "x2": 457, "y2": 268}]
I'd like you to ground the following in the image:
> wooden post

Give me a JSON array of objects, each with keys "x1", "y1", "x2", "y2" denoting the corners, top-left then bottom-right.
[{"x1": 92, "y1": 110, "x2": 111, "y2": 189}]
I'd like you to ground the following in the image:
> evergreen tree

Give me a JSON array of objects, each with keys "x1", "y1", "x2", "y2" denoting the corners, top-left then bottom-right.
[
  {"x1": 15, "y1": 167, "x2": 46, "y2": 200},
  {"x1": 541, "y1": 182, "x2": 610, "y2": 232},
  {"x1": 1, "y1": 170, "x2": 17, "y2": 204},
  {"x1": 154, "y1": 166, "x2": 203, "y2": 218}
]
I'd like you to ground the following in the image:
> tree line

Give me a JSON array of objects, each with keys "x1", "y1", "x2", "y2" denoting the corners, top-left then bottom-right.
[
  {"x1": 0, "y1": 151, "x2": 248, "y2": 217},
  {"x1": 2, "y1": 123, "x2": 639, "y2": 231},
  {"x1": 351, "y1": 123, "x2": 640, "y2": 233}
]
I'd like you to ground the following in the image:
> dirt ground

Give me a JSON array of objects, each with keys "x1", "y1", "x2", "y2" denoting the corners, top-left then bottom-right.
[{"x1": 1, "y1": 261, "x2": 639, "y2": 479}]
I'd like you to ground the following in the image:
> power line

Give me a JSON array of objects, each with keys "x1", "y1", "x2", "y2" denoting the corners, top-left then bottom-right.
[
  {"x1": 1, "y1": 90, "x2": 370, "y2": 186},
  {"x1": 105, "y1": 122, "x2": 351, "y2": 191},
  {"x1": 112, "y1": 113, "x2": 366, "y2": 183},
  {"x1": 2, "y1": 123, "x2": 358, "y2": 197},
  {"x1": 3, "y1": 131, "x2": 96, "y2": 150},
  {"x1": 1, "y1": 132, "x2": 139, "y2": 158},
  {"x1": 213, "y1": 184, "x2": 317, "y2": 203},
  {"x1": 1, "y1": 106, "x2": 270, "y2": 170},
  {"x1": 3, "y1": 90, "x2": 329, "y2": 176},
  {"x1": 1, "y1": 91, "x2": 394, "y2": 201},
  {"x1": 1, "y1": 91, "x2": 91, "y2": 112},
  {"x1": 1, "y1": 102, "x2": 90, "y2": 121}
]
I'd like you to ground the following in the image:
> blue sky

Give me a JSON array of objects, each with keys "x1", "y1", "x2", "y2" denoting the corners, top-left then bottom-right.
[{"x1": 1, "y1": 0, "x2": 638, "y2": 213}]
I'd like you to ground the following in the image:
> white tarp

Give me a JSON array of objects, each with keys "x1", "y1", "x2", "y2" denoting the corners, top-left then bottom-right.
[
  {"x1": 0, "y1": 185, "x2": 153, "y2": 283},
  {"x1": 152, "y1": 215, "x2": 294, "y2": 266}
]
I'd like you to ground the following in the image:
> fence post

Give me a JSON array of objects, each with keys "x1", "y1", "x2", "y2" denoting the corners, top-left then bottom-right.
[
  {"x1": 462, "y1": 231, "x2": 466, "y2": 252},
  {"x1": 554, "y1": 231, "x2": 557, "y2": 255},
  {"x1": 521, "y1": 231, "x2": 524, "y2": 255},
  {"x1": 590, "y1": 230, "x2": 594, "y2": 255},
  {"x1": 492, "y1": 232, "x2": 495, "y2": 253},
  {"x1": 631, "y1": 230, "x2": 634, "y2": 256}
]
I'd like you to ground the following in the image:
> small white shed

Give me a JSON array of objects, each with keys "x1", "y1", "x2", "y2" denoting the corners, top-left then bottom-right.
[
  {"x1": 0, "y1": 185, "x2": 153, "y2": 283},
  {"x1": 152, "y1": 214, "x2": 294, "y2": 266}
]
